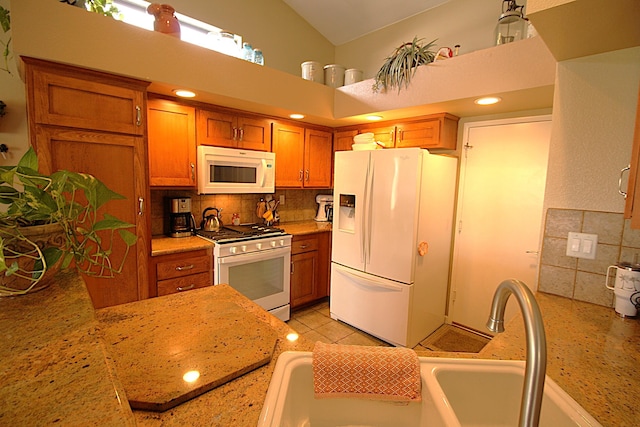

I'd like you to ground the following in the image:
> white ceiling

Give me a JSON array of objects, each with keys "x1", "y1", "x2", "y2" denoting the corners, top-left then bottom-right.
[{"x1": 282, "y1": 0, "x2": 450, "y2": 46}]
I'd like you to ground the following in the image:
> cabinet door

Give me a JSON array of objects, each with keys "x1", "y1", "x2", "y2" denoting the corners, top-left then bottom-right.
[
  {"x1": 272, "y1": 123, "x2": 305, "y2": 187},
  {"x1": 291, "y1": 251, "x2": 318, "y2": 308},
  {"x1": 625, "y1": 88, "x2": 640, "y2": 228},
  {"x1": 334, "y1": 130, "x2": 357, "y2": 152},
  {"x1": 363, "y1": 126, "x2": 396, "y2": 148},
  {"x1": 147, "y1": 99, "x2": 196, "y2": 187},
  {"x1": 28, "y1": 65, "x2": 145, "y2": 136},
  {"x1": 304, "y1": 129, "x2": 333, "y2": 188},
  {"x1": 395, "y1": 119, "x2": 441, "y2": 148},
  {"x1": 237, "y1": 116, "x2": 272, "y2": 151},
  {"x1": 34, "y1": 127, "x2": 150, "y2": 308},
  {"x1": 196, "y1": 109, "x2": 236, "y2": 148}
]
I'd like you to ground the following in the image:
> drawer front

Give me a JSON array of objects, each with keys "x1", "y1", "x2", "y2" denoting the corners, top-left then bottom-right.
[
  {"x1": 156, "y1": 255, "x2": 212, "y2": 281},
  {"x1": 157, "y1": 272, "x2": 211, "y2": 296},
  {"x1": 291, "y1": 237, "x2": 319, "y2": 255}
]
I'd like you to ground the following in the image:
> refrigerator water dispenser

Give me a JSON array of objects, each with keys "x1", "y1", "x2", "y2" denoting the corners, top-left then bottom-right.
[{"x1": 338, "y1": 194, "x2": 356, "y2": 232}]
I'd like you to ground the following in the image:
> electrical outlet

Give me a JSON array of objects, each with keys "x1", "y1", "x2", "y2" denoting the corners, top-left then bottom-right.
[
  {"x1": 566, "y1": 232, "x2": 598, "y2": 259},
  {"x1": 279, "y1": 194, "x2": 285, "y2": 205}
]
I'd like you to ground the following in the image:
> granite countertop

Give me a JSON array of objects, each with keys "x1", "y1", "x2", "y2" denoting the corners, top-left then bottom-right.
[
  {"x1": 277, "y1": 220, "x2": 332, "y2": 236},
  {"x1": 2, "y1": 270, "x2": 637, "y2": 426},
  {"x1": 475, "y1": 292, "x2": 640, "y2": 427},
  {"x1": 0, "y1": 271, "x2": 135, "y2": 426}
]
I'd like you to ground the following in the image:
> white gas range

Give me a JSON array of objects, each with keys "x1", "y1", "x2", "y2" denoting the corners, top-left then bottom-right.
[{"x1": 197, "y1": 224, "x2": 292, "y2": 321}]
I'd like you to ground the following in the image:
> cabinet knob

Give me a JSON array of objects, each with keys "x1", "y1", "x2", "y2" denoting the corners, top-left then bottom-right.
[
  {"x1": 177, "y1": 284, "x2": 195, "y2": 292},
  {"x1": 305, "y1": 170, "x2": 310, "y2": 182},
  {"x1": 176, "y1": 264, "x2": 195, "y2": 271},
  {"x1": 298, "y1": 170, "x2": 303, "y2": 182},
  {"x1": 135, "y1": 106, "x2": 142, "y2": 126},
  {"x1": 190, "y1": 162, "x2": 195, "y2": 182}
]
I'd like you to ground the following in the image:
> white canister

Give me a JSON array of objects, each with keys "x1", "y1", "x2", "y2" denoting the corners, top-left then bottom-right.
[
  {"x1": 344, "y1": 68, "x2": 363, "y2": 85},
  {"x1": 323, "y1": 64, "x2": 346, "y2": 88},
  {"x1": 301, "y1": 61, "x2": 323, "y2": 84},
  {"x1": 605, "y1": 263, "x2": 640, "y2": 317}
]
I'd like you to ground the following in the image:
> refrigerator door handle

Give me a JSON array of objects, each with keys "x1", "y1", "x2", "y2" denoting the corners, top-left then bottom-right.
[
  {"x1": 366, "y1": 161, "x2": 375, "y2": 264},
  {"x1": 335, "y1": 264, "x2": 404, "y2": 292},
  {"x1": 361, "y1": 157, "x2": 372, "y2": 264}
]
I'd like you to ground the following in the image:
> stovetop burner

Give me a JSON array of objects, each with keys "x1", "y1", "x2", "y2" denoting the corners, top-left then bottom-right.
[{"x1": 196, "y1": 223, "x2": 286, "y2": 243}]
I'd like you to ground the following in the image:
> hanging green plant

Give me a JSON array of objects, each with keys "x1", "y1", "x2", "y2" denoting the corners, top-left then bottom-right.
[
  {"x1": 372, "y1": 36, "x2": 437, "y2": 93},
  {"x1": 0, "y1": 5, "x2": 12, "y2": 75}
]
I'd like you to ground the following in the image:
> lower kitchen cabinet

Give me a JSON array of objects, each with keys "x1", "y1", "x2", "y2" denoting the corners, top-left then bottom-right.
[
  {"x1": 151, "y1": 248, "x2": 213, "y2": 297},
  {"x1": 290, "y1": 232, "x2": 331, "y2": 309}
]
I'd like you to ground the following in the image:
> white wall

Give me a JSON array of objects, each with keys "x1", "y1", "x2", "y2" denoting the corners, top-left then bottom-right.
[
  {"x1": 160, "y1": 0, "x2": 335, "y2": 76},
  {"x1": 544, "y1": 47, "x2": 640, "y2": 213},
  {"x1": 335, "y1": 0, "x2": 503, "y2": 79}
]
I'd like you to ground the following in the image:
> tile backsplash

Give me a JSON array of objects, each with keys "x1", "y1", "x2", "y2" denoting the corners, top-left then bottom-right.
[
  {"x1": 150, "y1": 189, "x2": 330, "y2": 236},
  {"x1": 539, "y1": 208, "x2": 640, "y2": 308}
]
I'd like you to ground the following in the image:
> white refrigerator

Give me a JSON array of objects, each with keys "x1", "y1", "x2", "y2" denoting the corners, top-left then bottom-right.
[{"x1": 330, "y1": 148, "x2": 457, "y2": 347}]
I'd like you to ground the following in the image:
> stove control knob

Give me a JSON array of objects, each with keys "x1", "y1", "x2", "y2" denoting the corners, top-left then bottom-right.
[
  {"x1": 279, "y1": 239, "x2": 285, "y2": 246},
  {"x1": 229, "y1": 247, "x2": 237, "y2": 254},
  {"x1": 270, "y1": 241, "x2": 276, "y2": 247},
  {"x1": 256, "y1": 243, "x2": 262, "y2": 250},
  {"x1": 241, "y1": 245, "x2": 247, "y2": 252}
]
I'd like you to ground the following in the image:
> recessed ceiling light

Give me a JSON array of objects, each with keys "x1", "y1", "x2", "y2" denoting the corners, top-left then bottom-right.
[
  {"x1": 474, "y1": 96, "x2": 502, "y2": 105},
  {"x1": 366, "y1": 115, "x2": 383, "y2": 121},
  {"x1": 289, "y1": 113, "x2": 305, "y2": 119},
  {"x1": 174, "y1": 89, "x2": 196, "y2": 98}
]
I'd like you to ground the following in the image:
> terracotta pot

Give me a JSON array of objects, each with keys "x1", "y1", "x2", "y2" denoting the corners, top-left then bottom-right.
[{"x1": 147, "y1": 3, "x2": 181, "y2": 38}]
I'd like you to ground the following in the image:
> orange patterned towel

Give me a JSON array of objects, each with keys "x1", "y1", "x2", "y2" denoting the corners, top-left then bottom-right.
[{"x1": 312, "y1": 342, "x2": 422, "y2": 402}]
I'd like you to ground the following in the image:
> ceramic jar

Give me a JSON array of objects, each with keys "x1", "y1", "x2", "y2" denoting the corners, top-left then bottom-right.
[{"x1": 147, "y1": 3, "x2": 181, "y2": 38}]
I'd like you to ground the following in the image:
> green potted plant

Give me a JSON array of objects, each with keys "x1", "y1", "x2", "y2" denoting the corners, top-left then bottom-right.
[
  {"x1": 0, "y1": 147, "x2": 137, "y2": 296},
  {"x1": 372, "y1": 36, "x2": 437, "y2": 93}
]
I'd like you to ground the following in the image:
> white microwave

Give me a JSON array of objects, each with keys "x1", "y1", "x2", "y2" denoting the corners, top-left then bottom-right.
[{"x1": 197, "y1": 146, "x2": 275, "y2": 194}]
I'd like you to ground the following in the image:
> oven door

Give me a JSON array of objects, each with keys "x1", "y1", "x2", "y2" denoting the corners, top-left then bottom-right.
[{"x1": 216, "y1": 246, "x2": 291, "y2": 320}]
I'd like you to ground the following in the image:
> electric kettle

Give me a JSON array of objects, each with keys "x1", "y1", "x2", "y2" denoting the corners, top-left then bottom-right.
[{"x1": 201, "y1": 207, "x2": 222, "y2": 232}]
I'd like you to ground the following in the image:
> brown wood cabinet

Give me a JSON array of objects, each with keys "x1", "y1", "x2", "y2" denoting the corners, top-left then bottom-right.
[
  {"x1": 624, "y1": 87, "x2": 640, "y2": 228},
  {"x1": 272, "y1": 122, "x2": 333, "y2": 188},
  {"x1": 147, "y1": 97, "x2": 196, "y2": 187},
  {"x1": 290, "y1": 232, "x2": 331, "y2": 309},
  {"x1": 336, "y1": 113, "x2": 459, "y2": 150},
  {"x1": 196, "y1": 108, "x2": 272, "y2": 151},
  {"x1": 24, "y1": 57, "x2": 151, "y2": 309},
  {"x1": 151, "y1": 248, "x2": 213, "y2": 297}
]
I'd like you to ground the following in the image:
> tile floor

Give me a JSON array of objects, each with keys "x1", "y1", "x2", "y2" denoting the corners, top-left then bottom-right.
[{"x1": 287, "y1": 300, "x2": 431, "y2": 351}]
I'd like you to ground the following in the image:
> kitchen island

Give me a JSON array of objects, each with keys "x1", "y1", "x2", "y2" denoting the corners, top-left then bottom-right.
[{"x1": 1, "y1": 270, "x2": 638, "y2": 426}]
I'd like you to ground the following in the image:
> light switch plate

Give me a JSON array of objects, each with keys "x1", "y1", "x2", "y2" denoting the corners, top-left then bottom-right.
[{"x1": 566, "y1": 232, "x2": 598, "y2": 259}]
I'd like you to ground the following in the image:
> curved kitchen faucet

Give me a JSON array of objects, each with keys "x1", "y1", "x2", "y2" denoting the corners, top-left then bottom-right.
[{"x1": 486, "y1": 279, "x2": 547, "y2": 427}]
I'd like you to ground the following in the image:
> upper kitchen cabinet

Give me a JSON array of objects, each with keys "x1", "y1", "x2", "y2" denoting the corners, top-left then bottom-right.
[
  {"x1": 334, "y1": 130, "x2": 358, "y2": 152},
  {"x1": 196, "y1": 108, "x2": 272, "y2": 151},
  {"x1": 272, "y1": 122, "x2": 332, "y2": 188},
  {"x1": 623, "y1": 88, "x2": 640, "y2": 228},
  {"x1": 335, "y1": 113, "x2": 459, "y2": 150},
  {"x1": 147, "y1": 97, "x2": 196, "y2": 187},
  {"x1": 394, "y1": 114, "x2": 459, "y2": 150},
  {"x1": 24, "y1": 58, "x2": 151, "y2": 309},
  {"x1": 527, "y1": 0, "x2": 640, "y2": 62},
  {"x1": 27, "y1": 60, "x2": 145, "y2": 136}
]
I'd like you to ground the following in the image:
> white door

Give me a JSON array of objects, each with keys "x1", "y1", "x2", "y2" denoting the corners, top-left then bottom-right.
[{"x1": 448, "y1": 117, "x2": 552, "y2": 333}]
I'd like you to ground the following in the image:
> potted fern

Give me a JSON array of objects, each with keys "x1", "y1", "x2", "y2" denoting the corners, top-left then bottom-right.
[
  {"x1": 372, "y1": 36, "x2": 437, "y2": 93},
  {"x1": 0, "y1": 147, "x2": 137, "y2": 296}
]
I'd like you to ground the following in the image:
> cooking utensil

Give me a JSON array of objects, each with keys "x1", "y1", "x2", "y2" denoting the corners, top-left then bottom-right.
[{"x1": 201, "y1": 207, "x2": 221, "y2": 232}]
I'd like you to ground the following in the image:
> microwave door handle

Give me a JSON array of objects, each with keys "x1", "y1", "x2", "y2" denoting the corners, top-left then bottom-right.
[{"x1": 260, "y1": 159, "x2": 267, "y2": 187}]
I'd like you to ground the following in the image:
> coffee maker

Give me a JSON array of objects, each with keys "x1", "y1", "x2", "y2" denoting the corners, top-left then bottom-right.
[{"x1": 169, "y1": 197, "x2": 195, "y2": 238}]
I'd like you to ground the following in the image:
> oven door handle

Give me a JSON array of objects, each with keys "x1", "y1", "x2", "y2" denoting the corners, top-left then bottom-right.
[{"x1": 218, "y1": 246, "x2": 291, "y2": 265}]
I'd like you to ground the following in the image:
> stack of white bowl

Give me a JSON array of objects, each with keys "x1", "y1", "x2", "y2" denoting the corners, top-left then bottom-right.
[{"x1": 352, "y1": 133, "x2": 379, "y2": 151}]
